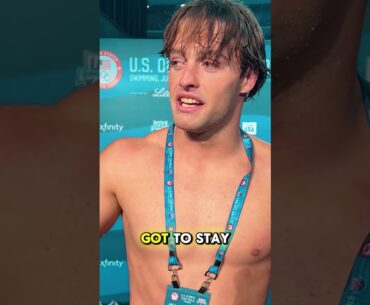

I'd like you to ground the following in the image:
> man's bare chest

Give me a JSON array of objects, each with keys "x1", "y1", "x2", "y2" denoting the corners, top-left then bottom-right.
[{"x1": 116, "y1": 161, "x2": 270, "y2": 264}]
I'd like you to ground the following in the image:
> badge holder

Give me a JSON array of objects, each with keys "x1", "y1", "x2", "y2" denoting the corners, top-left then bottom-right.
[
  {"x1": 164, "y1": 285, "x2": 211, "y2": 305},
  {"x1": 164, "y1": 266, "x2": 212, "y2": 305}
]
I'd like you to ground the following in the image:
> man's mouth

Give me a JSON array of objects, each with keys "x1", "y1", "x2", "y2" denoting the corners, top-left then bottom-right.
[{"x1": 179, "y1": 97, "x2": 202, "y2": 107}]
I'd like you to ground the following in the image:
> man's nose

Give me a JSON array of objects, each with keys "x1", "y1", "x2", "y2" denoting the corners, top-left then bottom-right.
[{"x1": 179, "y1": 63, "x2": 199, "y2": 89}]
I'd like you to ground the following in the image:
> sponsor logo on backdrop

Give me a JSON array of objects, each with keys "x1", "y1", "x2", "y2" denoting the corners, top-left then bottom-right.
[
  {"x1": 100, "y1": 259, "x2": 125, "y2": 268},
  {"x1": 76, "y1": 50, "x2": 99, "y2": 86},
  {"x1": 151, "y1": 120, "x2": 170, "y2": 131},
  {"x1": 100, "y1": 50, "x2": 123, "y2": 89},
  {"x1": 152, "y1": 87, "x2": 170, "y2": 98},
  {"x1": 100, "y1": 123, "x2": 124, "y2": 133},
  {"x1": 241, "y1": 122, "x2": 257, "y2": 135}
]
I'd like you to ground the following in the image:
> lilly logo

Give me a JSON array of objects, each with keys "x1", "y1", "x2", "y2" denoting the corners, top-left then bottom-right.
[{"x1": 153, "y1": 87, "x2": 170, "y2": 97}]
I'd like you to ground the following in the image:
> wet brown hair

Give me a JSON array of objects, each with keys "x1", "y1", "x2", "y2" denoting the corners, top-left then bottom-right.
[{"x1": 160, "y1": 0, "x2": 268, "y2": 100}]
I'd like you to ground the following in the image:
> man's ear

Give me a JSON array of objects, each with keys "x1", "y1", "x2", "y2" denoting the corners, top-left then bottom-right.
[{"x1": 240, "y1": 69, "x2": 258, "y2": 95}]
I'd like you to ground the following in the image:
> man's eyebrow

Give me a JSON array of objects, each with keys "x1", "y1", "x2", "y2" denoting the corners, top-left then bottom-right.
[
  {"x1": 169, "y1": 48, "x2": 229, "y2": 61},
  {"x1": 198, "y1": 50, "x2": 229, "y2": 61},
  {"x1": 169, "y1": 49, "x2": 185, "y2": 56}
]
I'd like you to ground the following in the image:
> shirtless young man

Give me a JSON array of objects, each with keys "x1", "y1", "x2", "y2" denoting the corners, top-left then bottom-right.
[{"x1": 100, "y1": 1, "x2": 270, "y2": 305}]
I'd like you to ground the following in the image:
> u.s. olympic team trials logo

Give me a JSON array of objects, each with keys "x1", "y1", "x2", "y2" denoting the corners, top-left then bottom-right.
[{"x1": 100, "y1": 50, "x2": 122, "y2": 89}]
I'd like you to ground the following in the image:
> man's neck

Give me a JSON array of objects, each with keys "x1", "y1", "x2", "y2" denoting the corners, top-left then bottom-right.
[{"x1": 173, "y1": 122, "x2": 244, "y2": 161}]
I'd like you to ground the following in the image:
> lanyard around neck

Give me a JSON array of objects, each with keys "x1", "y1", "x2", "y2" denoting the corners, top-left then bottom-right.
[
  {"x1": 164, "y1": 124, "x2": 254, "y2": 282},
  {"x1": 339, "y1": 232, "x2": 370, "y2": 305}
]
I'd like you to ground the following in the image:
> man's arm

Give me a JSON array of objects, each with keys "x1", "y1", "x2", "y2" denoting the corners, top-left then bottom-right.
[{"x1": 100, "y1": 144, "x2": 121, "y2": 236}]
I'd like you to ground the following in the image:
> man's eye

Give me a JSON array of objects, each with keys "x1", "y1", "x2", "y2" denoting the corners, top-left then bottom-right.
[
  {"x1": 170, "y1": 59, "x2": 183, "y2": 67},
  {"x1": 203, "y1": 60, "x2": 219, "y2": 68}
]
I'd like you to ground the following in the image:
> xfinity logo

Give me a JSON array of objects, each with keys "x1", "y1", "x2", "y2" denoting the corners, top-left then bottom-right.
[
  {"x1": 241, "y1": 122, "x2": 257, "y2": 135},
  {"x1": 100, "y1": 259, "x2": 124, "y2": 268},
  {"x1": 100, "y1": 123, "x2": 124, "y2": 133}
]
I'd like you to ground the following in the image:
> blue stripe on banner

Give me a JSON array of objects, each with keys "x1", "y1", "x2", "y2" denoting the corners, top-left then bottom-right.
[{"x1": 100, "y1": 258, "x2": 130, "y2": 295}]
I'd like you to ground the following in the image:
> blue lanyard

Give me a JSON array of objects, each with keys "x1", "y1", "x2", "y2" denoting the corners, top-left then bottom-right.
[
  {"x1": 164, "y1": 124, "x2": 253, "y2": 290},
  {"x1": 339, "y1": 232, "x2": 370, "y2": 305},
  {"x1": 358, "y1": 75, "x2": 370, "y2": 127}
]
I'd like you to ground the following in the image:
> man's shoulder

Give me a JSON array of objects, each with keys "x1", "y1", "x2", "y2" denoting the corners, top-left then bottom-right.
[
  {"x1": 249, "y1": 135, "x2": 270, "y2": 164},
  {"x1": 101, "y1": 127, "x2": 168, "y2": 166},
  {"x1": 249, "y1": 135, "x2": 270, "y2": 190}
]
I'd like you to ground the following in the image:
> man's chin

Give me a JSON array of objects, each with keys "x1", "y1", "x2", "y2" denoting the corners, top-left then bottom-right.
[
  {"x1": 173, "y1": 120, "x2": 202, "y2": 133},
  {"x1": 173, "y1": 119, "x2": 212, "y2": 135}
]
